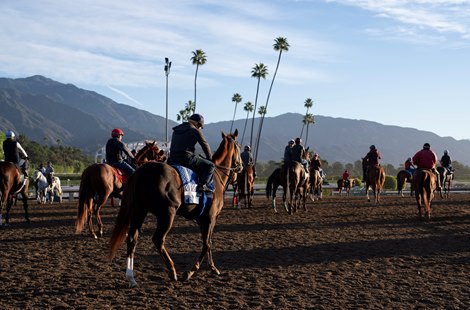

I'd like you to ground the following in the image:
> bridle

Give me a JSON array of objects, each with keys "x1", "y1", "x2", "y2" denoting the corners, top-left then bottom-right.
[
  {"x1": 134, "y1": 143, "x2": 162, "y2": 166},
  {"x1": 213, "y1": 137, "x2": 243, "y2": 186}
]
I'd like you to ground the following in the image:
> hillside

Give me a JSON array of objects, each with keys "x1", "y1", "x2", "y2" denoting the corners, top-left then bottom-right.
[{"x1": 1, "y1": 75, "x2": 470, "y2": 166}]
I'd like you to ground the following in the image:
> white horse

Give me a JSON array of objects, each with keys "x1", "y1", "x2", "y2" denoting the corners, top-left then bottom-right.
[{"x1": 32, "y1": 171, "x2": 63, "y2": 204}]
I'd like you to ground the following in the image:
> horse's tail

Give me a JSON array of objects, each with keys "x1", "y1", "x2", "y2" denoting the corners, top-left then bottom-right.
[
  {"x1": 266, "y1": 168, "x2": 278, "y2": 199},
  {"x1": 110, "y1": 173, "x2": 137, "y2": 260},
  {"x1": 76, "y1": 170, "x2": 92, "y2": 234}
]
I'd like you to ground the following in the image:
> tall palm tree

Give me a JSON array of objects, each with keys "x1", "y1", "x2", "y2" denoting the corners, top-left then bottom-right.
[
  {"x1": 176, "y1": 100, "x2": 195, "y2": 122},
  {"x1": 300, "y1": 98, "x2": 314, "y2": 139},
  {"x1": 304, "y1": 113, "x2": 315, "y2": 148},
  {"x1": 241, "y1": 101, "x2": 253, "y2": 145},
  {"x1": 254, "y1": 106, "x2": 268, "y2": 164},
  {"x1": 230, "y1": 93, "x2": 242, "y2": 133},
  {"x1": 191, "y1": 49, "x2": 207, "y2": 112},
  {"x1": 255, "y1": 37, "x2": 289, "y2": 159},
  {"x1": 249, "y1": 63, "x2": 268, "y2": 150}
]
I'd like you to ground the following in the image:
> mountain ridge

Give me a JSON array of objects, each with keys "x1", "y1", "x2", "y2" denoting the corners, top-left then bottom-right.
[{"x1": 1, "y1": 75, "x2": 469, "y2": 166}]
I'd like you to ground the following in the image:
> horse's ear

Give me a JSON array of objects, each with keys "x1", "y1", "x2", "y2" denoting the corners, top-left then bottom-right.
[
  {"x1": 221, "y1": 131, "x2": 226, "y2": 139},
  {"x1": 233, "y1": 128, "x2": 238, "y2": 138},
  {"x1": 306, "y1": 146, "x2": 309, "y2": 151},
  {"x1": 151, "y1": 141, "x2": 156, "y2": 146}
]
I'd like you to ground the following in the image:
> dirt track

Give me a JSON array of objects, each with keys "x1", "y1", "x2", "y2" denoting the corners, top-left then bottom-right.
[{"x1": 1, "y1": 193, "x2": 469, "y2": 309}]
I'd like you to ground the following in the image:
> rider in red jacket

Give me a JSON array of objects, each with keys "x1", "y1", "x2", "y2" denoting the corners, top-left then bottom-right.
[{"x1": 412, "y1": 143, "x2": 440, "y2": 189}]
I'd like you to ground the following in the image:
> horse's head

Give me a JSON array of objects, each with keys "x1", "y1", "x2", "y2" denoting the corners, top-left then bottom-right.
[
  {"x1": 134, "y1": 141, "x2": 166, "y2": 165},
  {"x1": 214, "y1": 129, "x2": 243, "y2": 174}
]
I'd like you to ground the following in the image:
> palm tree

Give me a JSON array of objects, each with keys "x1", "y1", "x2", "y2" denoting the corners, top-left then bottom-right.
[
  {"x1": 241, "y1": 101, "x2": 253, "y2": 145},
  {"x1": 254, "y1": 106, "x2": 267, "y2": 164},
  {"x1": 304, "y1": 113, "x2": 315, "y2": 148},
  {"x1": 300, "y1": 98, "x2": 314, "y2": 139},
  {"x1": 191, "y1": 49, "x2": 207, "y2": 112},
  {"x1": 249, "y1": 63, "x2": 268, "y2": 150},
  {"x1": 230, "y1": 93, "x2": 242, "y2": 133},
  {"x1": 255, "y1": 37, "x2": 289, "y2": 158},
  {"x1": 176, "y1": 100, "x2": 195, "y2": 122}
]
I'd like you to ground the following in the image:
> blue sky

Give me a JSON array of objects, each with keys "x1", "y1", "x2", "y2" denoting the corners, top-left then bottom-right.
[{"x1": 1, "y1": 0, "x2": 470, "y2": 140}]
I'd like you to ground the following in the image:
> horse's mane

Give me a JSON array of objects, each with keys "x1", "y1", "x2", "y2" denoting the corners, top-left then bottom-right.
[{"x1": 212, "y1": 132, "x2": 237, "y2": 164}]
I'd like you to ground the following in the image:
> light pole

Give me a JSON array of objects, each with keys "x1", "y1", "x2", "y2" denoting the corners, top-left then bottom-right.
[{"x1": 164, "y1": 57, "x2": 172, "y2": 146}]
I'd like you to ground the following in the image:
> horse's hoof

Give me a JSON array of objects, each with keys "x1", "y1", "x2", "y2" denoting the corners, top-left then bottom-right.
[{"x1": 182, "y1": 271, "x2": 193, "y2": 281}]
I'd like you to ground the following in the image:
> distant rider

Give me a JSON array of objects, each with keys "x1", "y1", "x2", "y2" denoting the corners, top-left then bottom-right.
[
  {"x1": 412, "y1": 143, "x2": 441, "y2": 190},
  {"x1": 241, "y1": 145, "x2": 256, "y2": 178},
  {"x1": 363, "y1": 145, "x2": 381, "y2": 182},
  {"x1": 440, "y1": 150, "x2": 454, "y2": 177},
  {"x1": 105, "y1": 128, "x2": 135, "y2": 177},
  {"x1": 3, "y1": 130, "x2": 29, "y2": 182}
]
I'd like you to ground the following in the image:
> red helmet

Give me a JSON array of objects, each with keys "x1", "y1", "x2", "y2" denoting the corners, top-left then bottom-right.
[{"x1": 111, "y1": 128, "x2": 124, "y2": 138}]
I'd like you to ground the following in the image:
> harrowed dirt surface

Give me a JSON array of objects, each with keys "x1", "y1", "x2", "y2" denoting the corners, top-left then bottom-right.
[{"x1": 0, "y1": 193, "x2": 469, "y2": 309}]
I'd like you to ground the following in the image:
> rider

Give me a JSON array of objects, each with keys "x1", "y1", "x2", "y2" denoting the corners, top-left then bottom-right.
[
  {"x1": 241, "y1": 145, "x2": 256, "y2": 178},
  {"x1": 412, "y1": 143, "x2": 441, "y2": 190},
  {"x1": 168, "y1": 113, "x2": 215, "y2": 193},
  {"x1": 38, "y1": 162, "x2": 46, "y2": 175},
  {"x1": 45, "y1": 161, "x2": 54, "y2": 185},
  {"x1": 404, "y1": 157, "x2": 416, "y2": 176},
  {"x1": 363, "y1": 145, "x2": 381, "y2": 182},
  {"x1": 3, "y1": 130, "x2": 29, "y2": 182},
  {"x1": 440, "y1": 150, "x2": 454, "y2": 177},
  {"x1": 342, "y1": 169, "x2": 350, "y2": 184},
  {"x1": 283, "y1": 139, "x2": 294, "y2": 166},
  {"x1": 105, "y1": 128, "x2": 135, "y2": 177},
  {"x1": 291, "y1": 137, "x2": 308, "y2": 173},
  {"x1": 310, "y1": 152, "x2": 325, "y2": 179}
]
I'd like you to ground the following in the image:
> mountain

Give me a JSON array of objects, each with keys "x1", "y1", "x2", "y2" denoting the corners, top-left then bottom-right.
[{"x1": 1, "y1": 75, "x2": 470, "y2": 166}]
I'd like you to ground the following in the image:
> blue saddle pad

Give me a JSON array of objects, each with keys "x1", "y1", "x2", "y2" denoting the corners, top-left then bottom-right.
[{"x1": 171, "y1": 165, "x2": 214, "y2": 219}]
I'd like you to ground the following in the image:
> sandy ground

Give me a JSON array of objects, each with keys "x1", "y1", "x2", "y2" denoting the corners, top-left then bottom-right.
[{"x1": 1, "y1": 193, "x2": 469, "y2": 309}]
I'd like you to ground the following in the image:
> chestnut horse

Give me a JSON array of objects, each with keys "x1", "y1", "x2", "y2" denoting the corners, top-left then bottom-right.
[
  {"x1": 287, "y1": 161, "x2": 310, "y2": 214},
  {"x1": 76, "y1": 141, "x2": 165, "y2": 238},
  {"x1": 109, "y1": 130, "x2": 242, "y2": 287},
  {"x1": 236, "y1": 165, "x2": 254, "y2": 208},
  {"x1": 397, "y1": 170, "x2": 413, "y2": 197},
  {"x1": 436, "y1": 166, "x2": 452, "y2": 198},
  {"x1": 337, "y1": 178, "x2": 353, "y2": 196},
  {"x1": 363, "y1": 159, "x2": 386, "y2": 205},
  {"x1": 0, "y1": 161, "x2": 30, "y2": 226},
  {"x1": 265, "y1": 167, "x2": 288, "y2": 213},
  {"x1": 414, "y1": 169, "x2": 437, "y2": 220},
  {"x1": 309, "y1": 170, "x2": 322, "y2": 201}
]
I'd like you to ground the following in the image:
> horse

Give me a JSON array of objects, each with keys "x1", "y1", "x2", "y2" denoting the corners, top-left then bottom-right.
[
  {"x1": 363, "y1": 159, "x2": 386, "y2": 205},
  {"x1": 76, "y1": 141, "x2": 165, "y2": 239},
  {"x1": 436, "y1": 166, "x2": 452, "y2": 198},
  {"x1": 310, "y1": 169, "x2": 322, "y2": 201},
  {"x1": 414, "y1": 169, "x2": 437, "y2": 220},
  {"x1": 236, "y1": 165, "x2": 254, "y2": 208},
  {"x1": 33, "y1": 170, "x2": 48, "y2": 204},
  {"x1": 48, "y1": 175, "x2": 63, "y2": 203},
  {"x1": 265, "y1": 167, "x2": 288, "y2": 213},
  {"x1": 0, "y1": 161, "x2": 30, "y2": 226},
  {"x1": 397, "y1": 170, "x2": 413, "y2": 197},
  {"x1": 109, "y1": 130, "x2": 243, "y2": 287},
  {"x1": 287, "y1": 161, "x2": 310, "y2": 214},
  {"x1": 337, "y1": 178, "x2": 353, "y2": 196}
]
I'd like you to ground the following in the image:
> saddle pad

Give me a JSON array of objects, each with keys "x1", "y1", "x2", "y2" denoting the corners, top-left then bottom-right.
[{"x1": 171, "y1": 165, "x2": 215, "y2": 206}]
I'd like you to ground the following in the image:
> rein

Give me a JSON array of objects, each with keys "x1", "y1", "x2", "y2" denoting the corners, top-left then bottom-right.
[{"x1": 213, "y1": 137, "x2": 242, "y2": 188}]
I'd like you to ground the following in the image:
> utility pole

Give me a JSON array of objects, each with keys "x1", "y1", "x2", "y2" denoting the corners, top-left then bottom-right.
[{"x1": 164, "y1": 57, "x2": 172, "y2": 146}]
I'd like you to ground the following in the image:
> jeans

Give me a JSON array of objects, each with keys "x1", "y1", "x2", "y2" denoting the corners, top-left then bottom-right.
[
  {"x1": 111, "y1": 160, "x2": 135, "y2": 176},
  {"x1": 170, "y1": 154, "x2": 215, "y2": 185}
]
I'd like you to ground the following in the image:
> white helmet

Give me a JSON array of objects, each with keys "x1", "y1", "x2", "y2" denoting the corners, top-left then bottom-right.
[{"x1": 5, "y1": 130, "x2": 15, "y2": 139}]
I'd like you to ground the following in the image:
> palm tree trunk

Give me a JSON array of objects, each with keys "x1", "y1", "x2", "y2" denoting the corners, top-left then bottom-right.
[
  {"x1": 300, "y1": 123, "x2": 305, "y2": 140},
  {"x1": 249, "y1": 79, "x2": 261, "y2": 148},
  {"x1": 194, "y1": 65, "x2": 199, "y2": 112},
  {"x1": 305, "y1": 124, "x2": 310, "y2": 148},
  {"x1": 230, "y1": 103, "x2": 238, "y2": 133},
  {"x1": 241, "y1": 111, "x2": 250, "y2": 145}
]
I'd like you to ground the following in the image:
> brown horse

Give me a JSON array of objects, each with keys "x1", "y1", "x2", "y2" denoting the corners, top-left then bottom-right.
[
  {"x1": 310, "y1": 169, "x2": 322, "y2": 201},
  {"x1": 287, "y1": 161, "x2": 310, "y2": 214},
  {"x1": 414, "y1": 169, "x2": 437, "y2": 220},
  {"x1": 265, "y1": 167, "x2": 288, "y2": 213},
  {"x1": 76, "y1": 141, "x2": 165, "y2": 238},
  {"x1": 397, "y1": 170, "x2": 413, "y2": 197},
  {"x1": 236, "y1": 165, "x2": 254, "y2": 208},
  {"x1": 0, "y1": 162, "x2": 30, "y2": 226},
  {"x1": 109, "y1": 130, "x2": 243, "y2": 287},
  {"x1": 363, "y1": 159, "x2": 385, "y2": 205},
  {"x1": 337, "y1": 178, "x2": 353, "y2": 196},
  {"x1": 436, "y1": 166, "x2": 452, "y2": 198}
]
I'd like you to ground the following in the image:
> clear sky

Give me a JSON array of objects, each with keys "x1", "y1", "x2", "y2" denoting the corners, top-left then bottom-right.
[{"x1": 1, "y1": 0, "x2": 469, "y2": 140}]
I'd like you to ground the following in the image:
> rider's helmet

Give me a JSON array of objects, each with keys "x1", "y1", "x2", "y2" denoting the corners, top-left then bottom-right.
[
  {"x1": 444, "y1": 149, "x2": 449, "y2": 155},
  {"x1": 423, "y1": 143, "x2": 430, "y2": 149},
  {"x1": 189, "y1": 113, "x2": 205, "y2": 128},
  {"x1": 295, "y1": 137, "x2": 302, "y2": 144},
  {"x1": 370, "y1": 145, "x2": 376, "y2": 150},
  {"x1": 288, "y1": 139, "x2": 295, "y2": 145},
  {"x1": 111, "y1": 128, "x2": 124, "y2": 138},
  {"x1": 407, "y1": 157, "x2": 411, "y2": 161},
  {"x1": 244, "y1": 145, "x2": 251, "y2": 151},
  {"x1": 5, "y1": 130, "x2": 15, "y2": 139},
  {"x1": 313, "y1": 152, "x2": 318, "y2": 157}
]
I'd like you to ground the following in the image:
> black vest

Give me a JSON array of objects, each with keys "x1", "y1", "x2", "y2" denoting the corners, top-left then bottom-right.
[{"x1": 3, "y1": 139, "x2": 20, "y2": 163}]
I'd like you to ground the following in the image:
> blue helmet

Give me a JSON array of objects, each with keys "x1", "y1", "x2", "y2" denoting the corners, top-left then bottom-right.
[{"x1": 5, "y1": 130, "x2": 15, "y2": 139}]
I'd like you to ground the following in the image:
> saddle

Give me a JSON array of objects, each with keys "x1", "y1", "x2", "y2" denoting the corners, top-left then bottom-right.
[
  {"x1": 110, "y1": 166, "x2": 128, "y2": 184},
  {"x1": 172, "y1": 165, "x2": 215, "y2": 219}
]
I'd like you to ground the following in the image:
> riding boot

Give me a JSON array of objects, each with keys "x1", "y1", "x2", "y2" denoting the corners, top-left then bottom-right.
[{"x1": 435, "y1": 171, "x2": 441, "y2": 190}]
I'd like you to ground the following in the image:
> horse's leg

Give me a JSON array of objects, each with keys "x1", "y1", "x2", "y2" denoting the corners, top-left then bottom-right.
[
  {"x1": 185, "y1": 222, "x2": 216, "y2": 281},
  {"x1": 21, "y1": 189, "x2": 30, "y2": 224},
  {"x1": 86, "y1": 197, "x2": 98, "y2": 239},
  {"x1": 365, "y1": 184, "x2": 370, "y2": 202},
  {"x1": 151, "y1": 211, "x2": 178, "y2": 281},
  {"x1": 94, "y1": 195, "x2": 108, "y2": 238}
]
